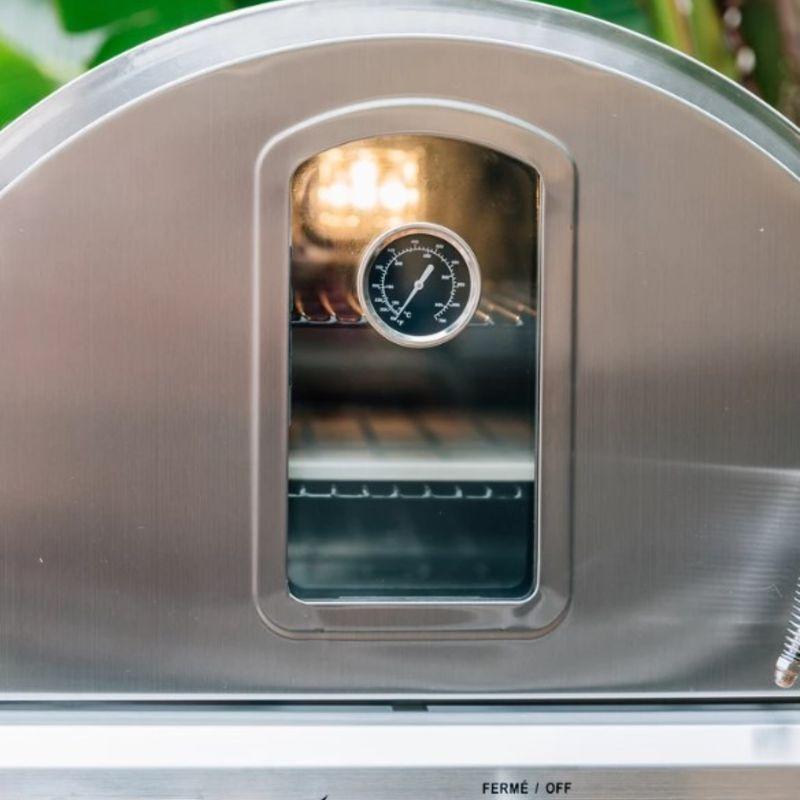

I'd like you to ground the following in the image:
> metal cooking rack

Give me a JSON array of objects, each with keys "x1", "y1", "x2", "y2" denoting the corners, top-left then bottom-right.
[
  {"x1": 291, "y1": 287, "x2": 535, "y2": 328},
  {"x1": 289, "y1": 405, "x2": 536, "y2": 484},
  {"x1": 288, "y1": 481, "x2": 525, "y2": 500}
]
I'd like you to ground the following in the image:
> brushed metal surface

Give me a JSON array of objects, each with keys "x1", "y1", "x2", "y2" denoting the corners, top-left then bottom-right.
[
  {"x1": 0, "y1": 0, "x2": 798, "y2": 696},
  {"x1": 0, "y1": 706, "x2": 799, "y2": 798}
]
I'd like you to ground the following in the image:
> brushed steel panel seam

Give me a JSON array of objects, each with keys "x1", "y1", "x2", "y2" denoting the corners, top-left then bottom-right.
[
  {"x1": 3, "y1": 769, "x2": 800, "y2": 800},
  {"x1": 0, "y1": 706, "x2": 798, "y2": 767}
]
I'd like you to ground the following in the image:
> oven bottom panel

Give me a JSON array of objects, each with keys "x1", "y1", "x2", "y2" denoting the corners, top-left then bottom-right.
[{"x1": 1, "y1": 706, "x2": 798, "y2": 799}]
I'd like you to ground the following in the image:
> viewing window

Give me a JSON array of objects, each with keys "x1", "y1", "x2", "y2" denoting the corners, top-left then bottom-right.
[{"x1": 287, "y1": 135, "x2": 539, "y2": 600}]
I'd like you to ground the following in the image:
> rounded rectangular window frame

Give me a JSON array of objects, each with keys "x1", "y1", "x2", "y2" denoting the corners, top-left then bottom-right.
[{"x1": 253, "y1": 98, "x2": 575, "y2": 639}]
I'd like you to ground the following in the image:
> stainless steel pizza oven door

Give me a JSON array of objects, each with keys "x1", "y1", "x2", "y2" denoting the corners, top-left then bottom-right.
[
  {"x1": 0, "y1": 0, "x2": 798, "y2": 698},
  {"x1": 254, "y1": 102, "x2": 575, "y2": 636}
]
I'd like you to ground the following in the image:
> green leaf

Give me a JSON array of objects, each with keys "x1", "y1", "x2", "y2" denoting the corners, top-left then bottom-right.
[
  {"x1": 686, "y1": 0, "x2": 738, "y2": 79},
  {"x1": 57, "y1": 0, "x2": 232, "y2": 34},
  {"x1": 89, "y1": 18, "x2": 172, "y2": 66},
  {"x1": 0, "y1": 38, "x2": 59, "y2": 129},
  {"x1": 86, "y1": 0, "x2": 233, "y2": 66},
  {"x1": 649, "y1": 0, "x2": 694, "y2": 52},
  {"x1": 55, "y1": 0, "x2": 159, "y2": 33},
  {"x1": 540, "y1": 0, "x2": 654, "y2": 36},
  {"x1": 595, "y1": 0, "x2": 654, "y2": 35},
  {"x1": 740, "y1": 0, "x2": 789, "y2": 108},
  {"x1": 539, "y1": 0, "x2": 593, "y2": 12},
  {"x1": 648, "y1": 0, "x2": 737, "y2": 78}
]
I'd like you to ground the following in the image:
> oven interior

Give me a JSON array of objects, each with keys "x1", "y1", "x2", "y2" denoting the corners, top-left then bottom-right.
[{"x1": 287, "y1": 135, "x2": 540, "y2": 601}]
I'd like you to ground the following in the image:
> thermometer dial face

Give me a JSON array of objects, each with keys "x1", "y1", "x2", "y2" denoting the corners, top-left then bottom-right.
[{"x1": 357, "y1": 223, "x2": 481, "y2": 347}]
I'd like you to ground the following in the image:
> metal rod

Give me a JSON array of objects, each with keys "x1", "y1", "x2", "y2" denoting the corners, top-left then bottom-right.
[
  {"x1": 346, "y1": 292, "x2": 364, "y2": 319},
  {"x1": 293, "y1": 291, "x2": 309, "y2": 321},
  {"x1": 776, "y1": 574, "x2": 800, "y2": 688},
  {"x1": 288, "y1": 481, "x2": 524, "y2": 501},
  {"x1": 291, "y1": 289, "x2": 530, "y2": 328},
  {"x1": 317, "y1": 290, "x2": 338, "y2": 323},
  {"x1": 491, "y1": 291, "x2": 537, "y2": 318},
  {"x1": 480, "y1": 298, "x2": 523, "y2": 326},
  {"x1": 471, "y1": 308, "x2": 494, "y2": 326}
]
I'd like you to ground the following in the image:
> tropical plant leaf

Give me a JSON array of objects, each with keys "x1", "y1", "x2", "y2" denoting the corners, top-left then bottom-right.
[
  {"x1": 55, "y1": 0, "x2": 160, "y2": 33},
  {"x1": 595, "y1": 0, "x2": 654, "y2": 35},
  {"x1": 649, "y1": 0, "x2": 693, "y2": 52},
  {"x1": 648, "y1": 0, "x2": 737, "y2": 78},
  {"x1": 84, "y1": 0, "x2": 233, "y2": 66},
  {"x1": 89, "y1": 19, "x2": 174, "y2": 66},
  {"x1": 540, "y1": 0, "x2": 593, "y2": 12},
  {"x1": 0, "y1": 37, "x2": 59, "y2": 129},
  {"x1": 740, "y1": 0, "x2": 789, "y2": 108},
  {"x1": 686, "y1": 0, "x2": 738, "y2": 78},
  {"x1": 542, "y1": 0, "x2": 654, "y2": 36}
]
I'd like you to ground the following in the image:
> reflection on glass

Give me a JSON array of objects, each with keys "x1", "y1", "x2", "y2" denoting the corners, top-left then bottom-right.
[
  {"x1": 301, "y1": 143, "x2": 423, "y2": 239},
  {"x1": 288, "y1": 135, "x2": 539, "y2": 600}
]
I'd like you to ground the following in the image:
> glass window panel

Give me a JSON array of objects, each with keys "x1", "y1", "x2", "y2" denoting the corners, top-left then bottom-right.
[{"x1": 287, "y1": 135, "x2": 539, "y2": 600}]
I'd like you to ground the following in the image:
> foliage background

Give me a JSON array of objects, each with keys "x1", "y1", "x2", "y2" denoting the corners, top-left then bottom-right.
[{"x1": 0, "y1": 0, "x2": 799, "y2": 129}]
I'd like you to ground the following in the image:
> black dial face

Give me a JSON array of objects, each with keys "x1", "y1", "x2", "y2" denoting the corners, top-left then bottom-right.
[{"x1": 358, "y1": 224, "x2": 480, "y2": 347}]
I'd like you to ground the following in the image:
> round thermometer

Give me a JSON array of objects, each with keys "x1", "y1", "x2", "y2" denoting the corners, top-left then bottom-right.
[{"x1": 356, "y1": 222, "x2": 481, "y2": 348}]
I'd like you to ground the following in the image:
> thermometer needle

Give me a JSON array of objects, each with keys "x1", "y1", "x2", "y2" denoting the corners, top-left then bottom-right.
[{"x1": 393, "y1": 263, "x2": 435, "y2": 321}]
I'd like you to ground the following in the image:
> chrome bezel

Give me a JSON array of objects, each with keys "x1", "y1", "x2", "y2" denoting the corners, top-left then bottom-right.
[{"x1": 356, "y1": 221, "x2": 482, "y2": 348}]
